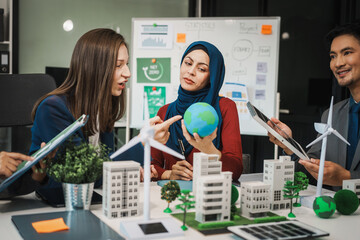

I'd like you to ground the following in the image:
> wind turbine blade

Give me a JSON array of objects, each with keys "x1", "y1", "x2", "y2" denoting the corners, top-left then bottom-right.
[
  {"x1": 148, "y1": 138, "x2": 185, "y2": 160},
  {"x1": 332, "y1": 130, "x2": 350, "y2": 145},
  {"x1": 143, "y1": 92, "x2": 150, "y2": 127},
  {"x1": 110, "y1": 137, "x2": 142, "y2": 160},
  {"x1": 306, "y1": 133, "x2": 327, "y2": 148},
  {"x1": 327, "y1": 96, "x2": 334, "y2": 127},
  {"x1": 314, "y1": 123, "x2": 327, "y2": 134}
]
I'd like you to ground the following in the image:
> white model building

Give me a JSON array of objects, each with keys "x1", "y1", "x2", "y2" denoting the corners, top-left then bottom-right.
[
  {"x1": 192, "y1": 152, "x2": 222, "y2": 196},
  {"x1": 195, "y1": 172, "x2": 233, "y2": 223},
  {"x1": 240, "y1": 181, "x2": 271, "y2": 218},
  {"x1": 263, "y1": 156, "x2": 294, "y2": 210},
  {"x1": 103, "y1": 161, "x2": 140, "y2": 219},
  {"x1": 193, "y1": 152, "x2": 232, "y2": 223},
  {"x1": 343, "y1": 179, "x2": 360, "y2": 200}
]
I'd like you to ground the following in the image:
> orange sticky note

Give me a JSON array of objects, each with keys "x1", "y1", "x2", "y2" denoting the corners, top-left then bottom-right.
[
  {"x1": 261, "y1": 25, "x2": 272, "y2": 35},
  {"x1": 177, "y1": 33, "x2": 186, "y2": 43},
  {"x1": 32, "y1": 217, "x2": 69, "y2": 233}
]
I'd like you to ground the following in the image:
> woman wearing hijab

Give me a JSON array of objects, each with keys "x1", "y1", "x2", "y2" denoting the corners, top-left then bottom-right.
[{"x1": 151, "y1": 41, "x2": 243, "y2": 181}]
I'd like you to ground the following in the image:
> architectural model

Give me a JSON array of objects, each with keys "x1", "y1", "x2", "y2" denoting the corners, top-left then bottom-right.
[
  {"x1": 240, "y1": 181, "x2": 271, "y2": 218},
  {"x1": 263, "y1": 155, "x2": 294, "y2": 210},
  {"x1": 103, "y1": 161, "x2": 140, "y2": 219},
  {"x1": 192, "y1": 152, "x2": 222, "y2": 196},
  {"x1": 342, "y1": 179, "x2": 360, "y2": 200},
  {"x1": 193, "y1": 152, "x2": 232, "y2": 223}
]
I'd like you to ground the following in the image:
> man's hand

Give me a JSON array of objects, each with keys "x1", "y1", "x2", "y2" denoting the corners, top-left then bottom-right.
[
  {"x1": 0, "y1": 152, "x2": 34, "y2": 179},
  {"x1": 267, "y1": 117, "x2": 294, "y2": 155},
  {"x1": 150, "y1": 115, "x2": 182, "y2": 144},
  {"x1": 181, "y1": 120, "x2": 221, "y2": 157},
  {"x1": 299, "y1": 158, "x2": 351, "y2": 186},
  {"x1": 169, "y1": 160, "x2": 193, "y2": 181}
]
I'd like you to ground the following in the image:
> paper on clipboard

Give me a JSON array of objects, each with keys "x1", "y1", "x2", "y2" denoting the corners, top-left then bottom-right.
[{"x1": 0, "y1": 114, "x2": 88, "y2": 192}]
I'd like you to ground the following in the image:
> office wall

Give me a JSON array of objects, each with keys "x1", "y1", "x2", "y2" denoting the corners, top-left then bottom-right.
[{"x1": 18, "y1": 0, "x2": 188, "y2": 73}]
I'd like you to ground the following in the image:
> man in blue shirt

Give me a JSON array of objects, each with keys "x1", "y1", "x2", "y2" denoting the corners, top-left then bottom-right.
[{"x1": 269, "y1": 23, "x2": 360, "y2": 191}]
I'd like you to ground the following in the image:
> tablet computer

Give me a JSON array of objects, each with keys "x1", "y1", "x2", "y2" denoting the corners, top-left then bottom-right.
[
  {"x1": 0, "y1": 114, "x2": 89, "y2": 192},
  {"x1": 247, "y1": 101, "x2": 309, "y2": 160}
]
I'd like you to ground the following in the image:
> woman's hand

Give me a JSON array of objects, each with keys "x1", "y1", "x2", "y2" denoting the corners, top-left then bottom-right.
[
  {"x1": 150, "y1": 115, "x2": 182, "y2": 144},
  {"x1": 140, "y1": 165, "x2": 158, "y2": 182},
  {"x1": 181, "y1": 120, "x2": 221, "y2": 157},
  {"x1": 168, "y1": 160, "x2": 193, "y2": 181},
  {"x1": 31, "y1": 142, "x2": 57, "y2": 183}
]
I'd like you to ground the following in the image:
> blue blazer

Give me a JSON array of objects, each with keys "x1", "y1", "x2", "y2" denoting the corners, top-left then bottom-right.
[
  {"x1": 30, "y1": 95, "x2": 114, "y2": 156},
  {"x1": 30, "y1": 95, "x2": 144, "y2": 190}
]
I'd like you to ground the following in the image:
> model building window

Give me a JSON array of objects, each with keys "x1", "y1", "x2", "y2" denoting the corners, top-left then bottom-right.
[{"x1": 274, "y1": 190, "x2": 281, "y2": 201}]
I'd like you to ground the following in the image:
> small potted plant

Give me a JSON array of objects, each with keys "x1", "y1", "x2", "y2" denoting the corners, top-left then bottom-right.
[{"x1": 46, "y1": 137, "x2": 110, "y2": 210}]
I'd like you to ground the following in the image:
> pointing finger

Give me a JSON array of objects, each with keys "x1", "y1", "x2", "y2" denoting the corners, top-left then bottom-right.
[{"x1": 160, "y1": 115, "x2": 182, "y2": 129}]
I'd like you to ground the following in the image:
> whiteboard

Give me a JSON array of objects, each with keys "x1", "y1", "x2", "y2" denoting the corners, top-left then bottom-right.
[{"x1": 130, "y1": 17, "x2": 280, "y2": 136}]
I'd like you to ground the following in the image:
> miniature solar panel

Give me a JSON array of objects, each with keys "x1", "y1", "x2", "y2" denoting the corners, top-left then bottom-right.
[
  {"x1": 227, "y1": 220, "x2": 329, "y2": 240},
  {"x1": 139, "y1": 222, "x2": 168, "y2": 235}
]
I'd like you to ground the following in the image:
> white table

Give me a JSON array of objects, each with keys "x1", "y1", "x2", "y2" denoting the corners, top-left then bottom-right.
[{"x1": 1, "y1": 182, "x2": 359, "y2": 240}]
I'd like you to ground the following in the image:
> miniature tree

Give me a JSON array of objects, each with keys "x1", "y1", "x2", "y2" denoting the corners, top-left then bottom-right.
[
  {"x1": 161, "y1": 180, "x2": 181, "y2": 213},
  {"x1": 230, "y1": 185, "x2": 239, "y2": 220},
  {"x1": 283, "y1": 180, "x2": 300, "y2": 218},
  {"x1": 293, "y1": 171, "x2": 309, "y2": 207},
  {"x1": 175, "y1": 189, "x2": 195, "y2": 231}
]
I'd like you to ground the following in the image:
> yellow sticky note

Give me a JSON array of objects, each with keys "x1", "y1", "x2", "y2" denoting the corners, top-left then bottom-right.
[
  {"x1": 177, "y1": 33, "x2": 186, "y2": 43},
  {"x1": 261, "y1": 25, "x2": 272, "y2": 35},
  {"x1": 32, "y1": 217, "x2": 69, "y2": 233}
]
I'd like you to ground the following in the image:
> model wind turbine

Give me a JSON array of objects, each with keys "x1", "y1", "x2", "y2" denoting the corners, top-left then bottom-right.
[
  {"x1": 306, "y1": 96, "x2": 350, "y2": 196},
  {"x1": 111, "y1": 92, "x2": 185, "y2": 239}
]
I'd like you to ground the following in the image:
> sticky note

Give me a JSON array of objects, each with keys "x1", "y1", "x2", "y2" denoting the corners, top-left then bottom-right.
[
  {"x1": 261, "y1": 25, "x2": 272, "y2": 35},
  {"x1": 177, "y1": 33, "x2": 186, "y2": 43},
  {"x1": 32, "y1": 217, "x2": 69, "y2": 233}
]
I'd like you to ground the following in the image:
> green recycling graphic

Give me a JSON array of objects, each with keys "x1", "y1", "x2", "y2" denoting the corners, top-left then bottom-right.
[{"x1": 137, "y1": 58, "x2": 171, "y2": 83}]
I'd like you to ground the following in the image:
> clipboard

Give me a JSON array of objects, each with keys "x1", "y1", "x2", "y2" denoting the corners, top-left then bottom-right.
[
  {"x1": 247, "y1": 102, "x2": 309, "y2": 161},
  {"x1": 0, "y1": 114, "x2": 88, "y2": 192}
]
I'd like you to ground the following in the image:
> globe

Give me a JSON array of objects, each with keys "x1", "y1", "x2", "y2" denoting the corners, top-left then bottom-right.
[
  {"x1": 184, "y1": 102, "x2": 219, "y2": 137},
  {"x1": 334, "y1": 189, "x2": 359, "y2": 215},
  {"x1": 313, "y1": 196, "x2": 336, "y2": 218}
]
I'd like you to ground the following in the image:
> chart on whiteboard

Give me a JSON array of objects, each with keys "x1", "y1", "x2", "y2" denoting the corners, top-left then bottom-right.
[{"x1": 138, "y1": 23, "x2": 174, "y2": 49}]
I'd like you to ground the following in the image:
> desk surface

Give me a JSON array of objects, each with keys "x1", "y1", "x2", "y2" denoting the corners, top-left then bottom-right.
[{"x1": 0, "y1": 182, "x2": 359, "y2": 240}]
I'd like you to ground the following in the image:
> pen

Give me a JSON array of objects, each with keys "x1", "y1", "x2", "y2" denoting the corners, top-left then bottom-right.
[{"x1": 177, "y1": 139, "x2": 185, "y2": 158}]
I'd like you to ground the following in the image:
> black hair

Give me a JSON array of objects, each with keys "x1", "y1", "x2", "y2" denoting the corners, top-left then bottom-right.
[{"x1": 325, "y1": 22, "x2": 360, "y2": 50}]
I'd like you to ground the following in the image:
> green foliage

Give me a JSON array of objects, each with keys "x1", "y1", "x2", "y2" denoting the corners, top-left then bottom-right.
[
  {"x1": 175, "y1": 189, "x2": 196, "y2": 229},
  {"x1": 294, "y1": 172, "x2": 309, "y2": 191},
  {"x1": 230, "y1": 185, "x2": 239, "y2": 220},
  {"x1": 253, "y1": 216, "x2": 287, "y2": 224},
  {"x1": 283, "y1": 181, "x2": 300, "y2": 200},
  {"x1": 231, "y1": 185, "x2": 239, "y2": 205},
  {"x1": 161, "y1": 181, "x2": 181, "y2": 203},
  {"x1": 46, "y1": 137, "x2": 110, "y2": 184},
  {"x1": 198, "y1": 221, "x2": 235, "y2": 230},
  {"x1": 283, "y1": 180, "x2": 300, "y2": 217}
]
